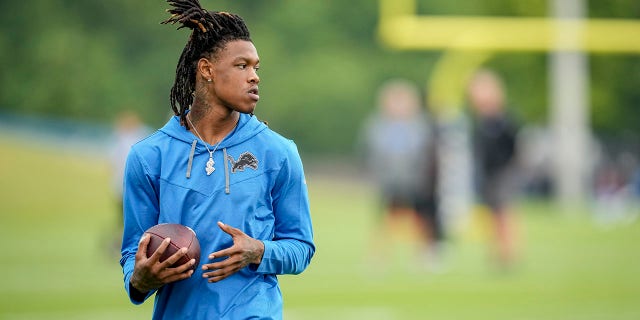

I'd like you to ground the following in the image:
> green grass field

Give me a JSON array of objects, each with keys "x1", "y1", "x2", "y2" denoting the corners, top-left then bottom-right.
[{"x1": 1, "y1": 137, "x2": 639, "y2": 319}]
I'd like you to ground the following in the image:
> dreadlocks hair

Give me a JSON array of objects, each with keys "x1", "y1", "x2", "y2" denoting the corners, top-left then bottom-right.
[{"x1": 161, "y1": 0, "x2": 251, "y2": 129}]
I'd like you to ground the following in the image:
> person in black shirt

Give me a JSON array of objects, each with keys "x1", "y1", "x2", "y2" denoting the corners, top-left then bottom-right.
[{"x1": 467, "y1": 69, "x2": 519, "y2": 271}]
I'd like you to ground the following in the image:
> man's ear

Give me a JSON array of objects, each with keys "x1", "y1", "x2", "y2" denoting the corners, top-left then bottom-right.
[{"x1": 197, "y1": 58, "x2": 214, "y2": 81}]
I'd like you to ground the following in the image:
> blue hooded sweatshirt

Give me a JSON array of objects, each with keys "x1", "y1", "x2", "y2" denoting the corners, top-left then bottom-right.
[{"x1": 120, "y1": 113, "x2": 315, "y2": 319}]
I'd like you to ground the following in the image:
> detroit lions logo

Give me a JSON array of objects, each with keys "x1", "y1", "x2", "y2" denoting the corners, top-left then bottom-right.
[{"x1": 227, "y1": 152, "x2": 259, "y2": 173}]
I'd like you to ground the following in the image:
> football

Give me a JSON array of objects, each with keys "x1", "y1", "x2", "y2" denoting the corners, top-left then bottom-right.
[{"x1": 144, "y1": 223, "x2": 201, "y2": 271}]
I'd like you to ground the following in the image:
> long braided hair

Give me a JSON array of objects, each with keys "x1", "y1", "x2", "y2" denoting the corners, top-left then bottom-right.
[{"x1": 162, "y1": 0, "x2": 251, "y2": 129}]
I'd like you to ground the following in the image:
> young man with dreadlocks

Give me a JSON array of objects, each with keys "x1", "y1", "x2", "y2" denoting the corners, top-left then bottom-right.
[{"x1": 119, "y1": 1, "x2": 315, "y2": 318}]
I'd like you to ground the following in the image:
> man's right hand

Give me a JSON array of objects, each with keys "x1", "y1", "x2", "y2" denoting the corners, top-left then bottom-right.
[{"x1": 130, "y1": 234, "x2": 196, "y2": 293}]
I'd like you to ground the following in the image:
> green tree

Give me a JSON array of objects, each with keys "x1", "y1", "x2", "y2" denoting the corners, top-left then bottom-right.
[{"x1": 1, "y1": 0, "x2": 638, "y2": 155}]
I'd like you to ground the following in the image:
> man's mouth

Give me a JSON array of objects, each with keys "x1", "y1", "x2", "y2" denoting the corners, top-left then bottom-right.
[{"x1": 248, "y1": 87, "x2": 259, "y2": 101}]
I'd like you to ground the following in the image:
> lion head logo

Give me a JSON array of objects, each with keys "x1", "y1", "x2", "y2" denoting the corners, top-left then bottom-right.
[{"x1": 227, "y1": 152, "x2": 258, "y2": 173}]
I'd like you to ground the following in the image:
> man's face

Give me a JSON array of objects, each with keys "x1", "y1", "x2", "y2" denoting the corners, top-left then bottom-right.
[
  {"x1": 210, "y1": 40, "x2": 260, "y2": 114},
  {"x1": 468, "y1": 76, "x2": 504, "y2": 117}
]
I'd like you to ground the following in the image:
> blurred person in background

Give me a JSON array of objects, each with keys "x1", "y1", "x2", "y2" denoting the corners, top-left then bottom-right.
[
  {"x1": 633, "y1": 165, "x2": 640, "y2": 215},
  {"x1": 108, "y1": 110, "x2": 150, "y2": 254},
  {"x1": 110, "y1": 111, "x2": 151, "y2": 221},
  {"x1": 634, "y1": 165, "x2": 640, "y2": 199},
  {"x1": 467, "y1": 69, "x2": 520, "y2": 271},
  {"x1": 358, "y1": 79, "x2": 443, "y2": 272},
  {"x1": 592, "y1": 150, "x2": 640, "y2": 226}
]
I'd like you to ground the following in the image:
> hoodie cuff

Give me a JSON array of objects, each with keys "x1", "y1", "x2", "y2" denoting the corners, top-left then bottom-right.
[
  {"x1": 125, "y1": 272, "x2": 155, "y2": 304},
  {"x1": 249, "y1": 240, "x2": 277, "y2": 274}
]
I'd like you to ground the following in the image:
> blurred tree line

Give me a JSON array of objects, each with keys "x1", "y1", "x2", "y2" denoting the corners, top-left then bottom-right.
[{"x1": 1, "y1": 0, "x2": 639, "y2": 155}]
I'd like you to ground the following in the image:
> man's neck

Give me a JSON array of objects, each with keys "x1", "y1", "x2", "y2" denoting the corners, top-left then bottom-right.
[{"x1": 187, "y1": 107, "x2": 240, "y2": 145}]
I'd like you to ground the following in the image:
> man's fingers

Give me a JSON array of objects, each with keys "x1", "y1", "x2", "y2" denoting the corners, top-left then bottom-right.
[
  {"x1": 137, "y1": 234, "x2": 151, "y2": 258},
  {"x1": 201, "y1": 258, "x2": 229, "y2": 271},
  {"x1": 202, "y1": 267, "x2": 230, "y2": 282},
  {"x1": 202, "y1": 254, "x2": 242, "y2": 272},
  {"x1": 202, "y1": 264, "x2": 240, "y2": 283},
  {"x1": 162, "y1": 247, "x2": 189, "y2": 267},
  {"x1": 172, "y1": 258, "x2": 196, "y2": 273},
  {"x1": 208, "y1": 247, "x2": 234, "y2": 260},
  {"x1": 217, "y1": 221, "x2": 243, "y2": 237},
  {"x1": 217, "y1": 221, "x2": 232, "y2": 234},
  {"x1": 164, "y1": 257, "x2": 196, "y2": 278},
  {"x1": 206, "y1": 273, "x2": 230, "y2": 283},
  {"x1": 148, "y1": 237, "x2": 172, "y2": 263},
  {"x1": 164, "y1": 269, "x2": 195, "y2": 284}
]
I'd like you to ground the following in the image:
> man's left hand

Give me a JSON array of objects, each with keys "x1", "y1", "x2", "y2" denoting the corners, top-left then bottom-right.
[{"x1": 201, "y1": 221, "x2": 265, "y2": 282}]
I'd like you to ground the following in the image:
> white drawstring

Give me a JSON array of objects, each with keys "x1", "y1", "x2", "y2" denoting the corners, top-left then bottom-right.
[{"x1": 186, "y1": 139, "x2": 197, "y2": 178}]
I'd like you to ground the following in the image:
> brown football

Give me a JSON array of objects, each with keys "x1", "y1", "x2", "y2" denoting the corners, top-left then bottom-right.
[{"x1": 144, "y1": 223, "x2": 200, "y2": 271}]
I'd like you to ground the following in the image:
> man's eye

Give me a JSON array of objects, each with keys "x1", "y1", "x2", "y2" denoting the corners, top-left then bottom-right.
[
  {"x1": 254, "y1": 66, "x2": 260, "y2": 71},
  {"x1": 237, "y1": 64, "x2": 247, "y2": 69}
]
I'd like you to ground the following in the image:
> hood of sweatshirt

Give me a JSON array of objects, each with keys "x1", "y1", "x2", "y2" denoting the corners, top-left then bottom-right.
[
  {"x1": 158, "y1": 112, "x2": 268, "y2": 187},
  {"x1": 160, "y1": 112, "x2": 267, "y2": 151}
]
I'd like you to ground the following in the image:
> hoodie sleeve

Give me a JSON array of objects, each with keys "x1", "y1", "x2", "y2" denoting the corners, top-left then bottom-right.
[
  {"x1": 251, "y1": 141, "x2": 315, "y2": 275},
  {"x1": 119, "y1": 147, "x2": 160, "y2": 304}
]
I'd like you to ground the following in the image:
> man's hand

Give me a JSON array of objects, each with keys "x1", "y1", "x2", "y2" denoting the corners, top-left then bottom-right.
[
  {"x1": 130, "y1": 234, "x2": 196, "y2": 293},
  {"x1": 201, "y1": 221, "x2": 265, "y2": 283}
]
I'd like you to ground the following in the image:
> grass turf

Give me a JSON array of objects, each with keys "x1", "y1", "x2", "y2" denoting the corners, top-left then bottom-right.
[{"x1": 0, "y1": 137, "x2": 638, "y2": 319}]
